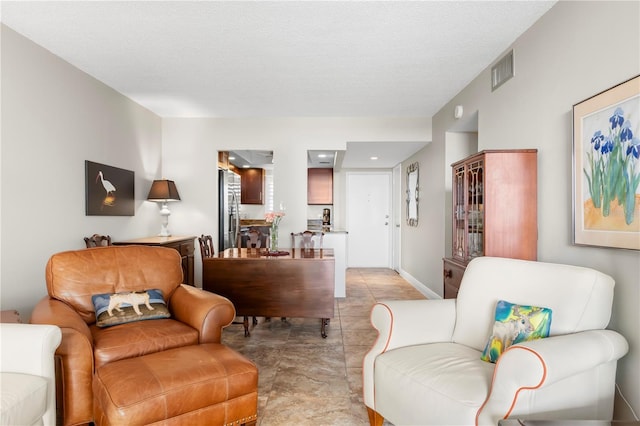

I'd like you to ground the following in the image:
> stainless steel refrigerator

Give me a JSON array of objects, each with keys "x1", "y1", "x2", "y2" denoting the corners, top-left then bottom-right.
[{"x1": 218, "y1": 169, "x2": 240, "y2": 251}]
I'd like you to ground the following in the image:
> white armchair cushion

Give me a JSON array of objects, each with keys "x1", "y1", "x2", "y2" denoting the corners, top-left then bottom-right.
[
  {"x1": 363, "y1": 299, "x2": 456, "y2": 406},
  {"x1": 1, "y1": 373, "x2": 48, "y2": 426},
  {"x1": 374, "y1": 343, "x2": 493, "y2": 425}
]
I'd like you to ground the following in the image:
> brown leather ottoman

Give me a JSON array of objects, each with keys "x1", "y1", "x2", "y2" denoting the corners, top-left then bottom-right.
[{"x1": 93, "y1": 344, "x2": 258, "y2": 426}]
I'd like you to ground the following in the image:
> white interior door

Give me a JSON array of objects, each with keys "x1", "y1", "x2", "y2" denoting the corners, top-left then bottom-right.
[{"x1": 346, "y1": 172, "x2": 392, "y2": 267}]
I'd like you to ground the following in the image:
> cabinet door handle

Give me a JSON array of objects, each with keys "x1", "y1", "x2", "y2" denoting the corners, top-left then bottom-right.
[{"x1": 444, "y1": 269, "x2": 452, "y2": 278}]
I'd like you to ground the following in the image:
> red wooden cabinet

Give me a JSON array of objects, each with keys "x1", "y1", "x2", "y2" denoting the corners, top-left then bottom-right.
[{"x1": 443, "y1": 150, "x2": 537, "y2": 298}]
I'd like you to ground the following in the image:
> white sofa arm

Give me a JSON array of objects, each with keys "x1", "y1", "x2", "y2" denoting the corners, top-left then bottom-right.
[
  {"x1": 363, "y1": 299, "x2": 456, "y2": 408},
  {"x1": 1, "y1": 324, "x2": 62, "y2": 376},
  {"x1": 477, "y1": 329, "x2": 629, "y2": 425},
  {"x1": 370, "y1": 299, "x2": 457, "y2": 353},
  {"x1": 1, "y1": 324, "x2": 62, "y2": 426}
]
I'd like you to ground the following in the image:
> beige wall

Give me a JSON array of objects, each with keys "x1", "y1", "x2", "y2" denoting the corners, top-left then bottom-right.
[
  {"x1": 417, "y1": 0, "x2": 639, "y2": 416},
  {"x1": 0, "y1": 24, "x2": 431, "y2": 313},
  {"x1": 0, "y1": 25, "x2": 163, "y2": 319},
  {"x1": 161, "y1": 117, "x2": 431, "y2": 285}
]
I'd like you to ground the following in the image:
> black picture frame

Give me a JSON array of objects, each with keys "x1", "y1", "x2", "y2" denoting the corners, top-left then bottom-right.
[{"x1": 85, "y1": 160, "x2": 135, "y2": 216}]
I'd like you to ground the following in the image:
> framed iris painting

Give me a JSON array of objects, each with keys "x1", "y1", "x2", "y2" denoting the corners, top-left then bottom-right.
[
  {"x1": 573, "y1": 75, "x2": 640, "y2": 250},
  {"x1": 85, "y1": 161, "x2": 135, "y2": 216}
]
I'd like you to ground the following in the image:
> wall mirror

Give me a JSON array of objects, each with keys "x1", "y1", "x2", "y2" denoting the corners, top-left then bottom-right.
[{"x1": 406, "y1": 162, "x2": 419, "y2": 226}]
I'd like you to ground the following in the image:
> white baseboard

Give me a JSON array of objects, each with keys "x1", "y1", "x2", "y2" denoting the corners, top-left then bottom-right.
[{"x1": 398, "y1": 269, "x2": 442, "y2": 300}]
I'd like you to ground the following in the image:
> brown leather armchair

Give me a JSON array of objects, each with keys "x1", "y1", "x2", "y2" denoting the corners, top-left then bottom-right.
[{"x1": 31, "y1": 245, "x2": 257, "y2": 426}]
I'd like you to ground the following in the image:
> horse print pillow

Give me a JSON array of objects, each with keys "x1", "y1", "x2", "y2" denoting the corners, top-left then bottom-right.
[
  {"x1": 481, "y1": 300, "x2": 552, "y2": 363},
  {"x1": 92, "y1": 289, "x2": 170, "y2": 328}
]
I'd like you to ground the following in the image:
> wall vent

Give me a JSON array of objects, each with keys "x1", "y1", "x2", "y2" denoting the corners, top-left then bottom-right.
[{"x1": 491, "y1": 50, "x2": 514, "y2": 91}]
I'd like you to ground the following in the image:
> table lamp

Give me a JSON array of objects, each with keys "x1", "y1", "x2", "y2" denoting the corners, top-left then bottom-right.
[{"x1": 147, "y1": 179, "x2": 181, "y2": 237}]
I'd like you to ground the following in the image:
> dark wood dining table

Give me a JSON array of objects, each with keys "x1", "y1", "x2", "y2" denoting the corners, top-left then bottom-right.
[{"x1": 202, "y1": 248, "x2": 335, "y2": 337}]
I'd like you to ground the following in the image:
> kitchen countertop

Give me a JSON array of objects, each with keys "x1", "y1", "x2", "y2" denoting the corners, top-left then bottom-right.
[
  {"x1": 307, "y1": 228, "x2": 348, "y2": 234},
  {"x1": 240, "y1": 219, "x2": 347, "y2": 234},
  {"x1": 240, "y1": 219, "x2": 270, "y2": 226}
]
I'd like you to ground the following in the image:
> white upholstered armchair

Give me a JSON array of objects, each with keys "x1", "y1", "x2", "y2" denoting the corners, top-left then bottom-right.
[
  {"x1": 363, "y1": 257, "x2": 628, "y2": 426},
  {"x1": 1, "y1": 323, "x2": 62, "y2": 426}
]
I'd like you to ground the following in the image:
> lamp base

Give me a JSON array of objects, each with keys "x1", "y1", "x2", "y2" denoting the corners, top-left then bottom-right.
[{"x1": 158, "y1": 202, "x2": 171, "y2": 237}]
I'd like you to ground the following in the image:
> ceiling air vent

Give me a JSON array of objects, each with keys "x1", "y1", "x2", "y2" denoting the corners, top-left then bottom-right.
[{"x1": 491, "y1": 50, "x2": 514, "y2": 91}]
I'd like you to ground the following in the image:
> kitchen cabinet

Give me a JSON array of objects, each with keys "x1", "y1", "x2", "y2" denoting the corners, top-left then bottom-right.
[
  {"x1": 308, "y1": 168, "x2": 333, "y2": 205},
  {"x1": 443, "y1": 149, "x2": 537, "y2": 298},
  {"x1": 218, "y1": 151, "x2": 229, "y2": 169},
  {"x1": 240, "y1": 168, "x2": 264, "y2": 204}
]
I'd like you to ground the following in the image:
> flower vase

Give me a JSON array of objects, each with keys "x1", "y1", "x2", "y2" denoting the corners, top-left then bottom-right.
[{"x1": 270, "y1": 226, "x2": 278, "y2": 252}]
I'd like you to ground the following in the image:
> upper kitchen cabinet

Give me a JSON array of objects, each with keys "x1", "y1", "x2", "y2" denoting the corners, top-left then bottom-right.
[
  {"x1": 239, "y1": 168, "x2": 265, "y2": 204},
  {"x1": 218, "y1": 151, "x2": 229, "y2": 169},
  {"x1": 308, "y1": 168, "x2": 333, "y2": 205}
]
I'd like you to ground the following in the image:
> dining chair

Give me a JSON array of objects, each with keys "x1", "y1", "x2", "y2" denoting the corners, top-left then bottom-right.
[
  {"x1": 198, "y1": 234, "x2": 215, "y2": 259},
  {"x1": 291, "y1": 230, "x2": 324, "y2": 250},
  {"x1": 84, "y1": 234, "x2": 112, "y2": 248},
  {"x1": 237, "y1": 227, "x2": 267, "y2": 249},
  {"x1": 247, "y1": 228, "x2": 263, "y2": 248}
]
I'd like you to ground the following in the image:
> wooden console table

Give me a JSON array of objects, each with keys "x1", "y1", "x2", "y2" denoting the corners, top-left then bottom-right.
[
  {"x1": 0, "y1": 310, "x2": 22, "y2": 323},
  {"x1": 113, "y1": 236, "x2": 195, "y2": 286},
  {"x1": 203, "y1": 248, "x2": 335, "y2": 337}
]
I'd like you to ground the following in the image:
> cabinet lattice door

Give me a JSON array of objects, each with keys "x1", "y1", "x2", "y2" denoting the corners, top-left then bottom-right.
[{"x1": 444, "y1": 149, "x2": 537, "y2": 298}]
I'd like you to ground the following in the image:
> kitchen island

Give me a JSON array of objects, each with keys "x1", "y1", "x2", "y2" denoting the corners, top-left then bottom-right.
[
  {"x1": 202, "y1": 248, "x2": 335, "y2": 337},
  {"x1": 322, "y1": 230, "x2": 347, "y2": 297}
]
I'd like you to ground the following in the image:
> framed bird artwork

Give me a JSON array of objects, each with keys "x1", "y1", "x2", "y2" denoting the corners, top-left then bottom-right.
[{"x1": 85, "y1": 161, "x2": 135, "y2": 216}]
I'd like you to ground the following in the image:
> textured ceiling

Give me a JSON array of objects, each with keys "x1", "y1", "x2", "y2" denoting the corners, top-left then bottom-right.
[
  {"x1": 0, "y1": 1, "x2": 556, "y2": 119},
  {"x1": 1, "y1": 1, "x2": 556, "y2": 168}
]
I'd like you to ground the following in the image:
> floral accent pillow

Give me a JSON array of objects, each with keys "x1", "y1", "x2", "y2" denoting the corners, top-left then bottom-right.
[
  {"x1": 92, "y1": 289, "x2": 170, "y2": 328},
  {"x1": 481, "y1": 300, "x2": 552, "y2": 363}
]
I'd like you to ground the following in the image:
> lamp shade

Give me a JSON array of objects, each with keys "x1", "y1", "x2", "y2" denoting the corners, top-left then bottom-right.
[{"x1": 147, "y1": 180, "x2": 181, "y2": 201}]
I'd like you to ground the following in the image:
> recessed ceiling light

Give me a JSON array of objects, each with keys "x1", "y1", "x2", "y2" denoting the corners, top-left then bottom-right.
[
  {"x1": 370, "y1": 156, "x2": 379, "y2": 160},
  {"x1": 318, "y1": 154, "x2": 327, "y2": 158},
  {"x1": 229, "y1": 156, "x2": 236, "y2": 160},
  {"x1": 242, "y1": 165, "x2": 250, "y2": 168}
]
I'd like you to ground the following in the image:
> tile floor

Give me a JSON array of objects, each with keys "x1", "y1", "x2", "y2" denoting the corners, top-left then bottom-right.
[{"x1": 221, "y1": 268, "x2": 426, "y2": 426}]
